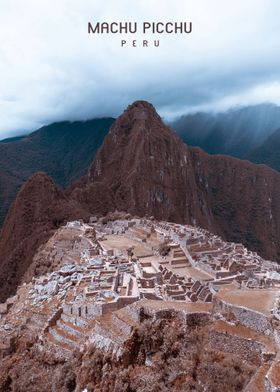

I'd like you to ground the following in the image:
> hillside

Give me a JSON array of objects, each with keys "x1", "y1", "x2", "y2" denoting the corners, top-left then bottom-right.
[
  {"x1": 172, "y1": 103, "x2": 280, "y2": 159},
  {"x1": 249, "y1": 128, "x2": 280, "y2": 172},
  {"x1": 0, "y1": 118, "x2": 114, "y2": 226}
]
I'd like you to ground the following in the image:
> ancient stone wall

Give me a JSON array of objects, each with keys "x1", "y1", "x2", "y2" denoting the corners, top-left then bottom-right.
[
  {"x1": 63, "y1": 296, "x2": 139, "y2": 321},
  {"x1": 213, "y1": 297, "x2": 273, "y2": 335},
  {"x1": 43, "y1": 308, "x2": 63, "y2": 333},
  {"x1": 209, "y1": 329, "x2": 263, "y2": 365},
  {"x1": 195, "y1": 260, "x2": 214, "y2": 275}
]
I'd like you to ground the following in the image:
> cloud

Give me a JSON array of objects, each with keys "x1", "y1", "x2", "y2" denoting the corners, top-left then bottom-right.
[{"x1": 0, "y1": 0, "x2": 280, "y2": 138}]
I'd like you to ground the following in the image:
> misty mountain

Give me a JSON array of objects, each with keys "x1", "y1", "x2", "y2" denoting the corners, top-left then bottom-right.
[
  {"x1": 249, "y1": 128, "x2": 280, "y2": 172},
  {"x1": 0, "y1": 118, "x2": 114, "y2": 226},
  {"x1": 171, "y1": 103, "x2": 280, "y2": 158},
  {"x1": 0, "y1": 136, "x2": 26, "y2": 143}
]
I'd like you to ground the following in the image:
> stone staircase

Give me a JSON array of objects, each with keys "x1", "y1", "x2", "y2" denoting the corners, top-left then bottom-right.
[
  {"x1": 170, "y1": 245, "x2": 190, "y2": 268},
  {"x1": 197, "y1": 286, "x2": 213, "y2": 303},
  {"x1": 44, "y1": 311, "x2": 92, "y2": 354},
  {"x1": 91, "y1": 306, "x2": 139, "y2": 357},
  {"x1": 111, "y1": 307, "x2": 138, "y2": 335}
]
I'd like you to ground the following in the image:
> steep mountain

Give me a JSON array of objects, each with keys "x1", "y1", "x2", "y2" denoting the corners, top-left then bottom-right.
[
  {"x1": 2, "y1": 100, "x2": 280, "y2": 301},
  {"x1": 73, "y1": 101, "x2": 280, "y2": 260},
  {"x1": 72, "y1": 100, "x2": 206, "y2": 224},
  {"x1": 249, "y1": 128, "x2": 280, "y2": 172},
  {"x1": 0, "y1": 172, "x2": 90, "y2": 301},
  {"x1": 172, "y1": 103, "x2": 280, "y2": 158},
  {"x1": 0, "y1": 118, "x2": 114, "y2": 226},
  {"x1": 189, "y1": 148, "x2": 280, "y2": 257}
]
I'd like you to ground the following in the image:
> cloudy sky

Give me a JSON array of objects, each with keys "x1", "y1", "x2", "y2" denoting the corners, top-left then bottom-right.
[{"x1": 0, "y1": 0, "x2": 280, "y2": 138}]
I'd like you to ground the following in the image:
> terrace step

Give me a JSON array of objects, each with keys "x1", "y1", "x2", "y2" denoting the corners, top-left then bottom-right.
[
  {"x1": 56, "y1": 319, "x2": 84, "y2": 338},
  {"x1": 93, "y1": 307, "x2": 138, "y2": 351},
  {"x1": 173, "y1": 265, "x2": 190, "y2": 269},
  {"x1": 93, "y1": 314, "x2": 129, "y2": 346},
  {"x1": 45, "y1": 331, "x2": 73, "y2": 353},
  {"x1": 169, "y1": 243, "x2": 180, "y2": 249},
  {"x1": 169, "y1": 294, "x2": 187, "y2": 301},
  {"x1": 173, "y1": 250, "x2": 185, "y2": 257},
  {"x1": 111, "y1": 307, "x2": 138, "y2": 335},
  {"x1": 137, "y1": 253, "x2": 154, "y2": 259},
  {"x1": 48, "y1": 325, "x2": 78, "y2": 349},
  {"x1": 61, "y1": 312, "x2": 91, "y2": 328},
  {"x1": 171, "y1": 257, "x2": 190, "y2": 266}
]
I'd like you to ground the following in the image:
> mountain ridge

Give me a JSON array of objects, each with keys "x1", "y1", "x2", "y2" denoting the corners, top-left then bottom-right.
[
  {"x1": 249, "y1": 127, "x2": 280, "y2": 172},
  {"x1": 172, "y1": 103, "x2": 280, "y2": 159},
  {"x1": 0, "y1": 118, "x2": 114, "y2": 226}
]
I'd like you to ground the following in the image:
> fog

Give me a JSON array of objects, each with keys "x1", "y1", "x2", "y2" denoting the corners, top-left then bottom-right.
[{"x1": 0, "y1": 0, "x2": 280, "y2": 138}]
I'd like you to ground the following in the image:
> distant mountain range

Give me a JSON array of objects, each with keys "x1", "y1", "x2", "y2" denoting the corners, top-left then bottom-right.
[
  {"x1": 171, "y1": 103, "x2": 280, "y2": 168},
  {"x1": 248, "y1": 128, "x2": 280, "y2": 170},
  {"x1": 0, "y1": 118, "x2": 114, "y2": 226}
]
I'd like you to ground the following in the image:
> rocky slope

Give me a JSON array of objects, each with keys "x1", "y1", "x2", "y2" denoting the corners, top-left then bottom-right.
[
  {"x1": 0, "y1": 118, "x2": 114, "y2": 226},
  {"x1": 2, "y1": 100, "x2": 280, "y2": 301},
  {"x1": 72, "y1": 100, "x2": 205, "y2": 224},
  {"x1": 0, "y1": 315, "x2": 256, "y2": 392},
  {"x1": 0, "y1": 173, "x2": 90, "y2": 301}
]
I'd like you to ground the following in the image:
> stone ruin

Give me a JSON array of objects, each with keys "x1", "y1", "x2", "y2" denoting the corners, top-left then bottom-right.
[{"x1": 1, "y1": 217, "x2": 280, "y2": 389}]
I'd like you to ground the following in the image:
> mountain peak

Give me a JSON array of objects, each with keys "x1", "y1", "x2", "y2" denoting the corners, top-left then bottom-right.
[
  {"x1": 124, "y1": 100, "x2": 159, "y2": 118},
  {"x1": 88, "y1": 100, "x2": 180, "y2": 183},
  {"x1": 113, "y1": 100, "x2": 163, "y2": 133},
  {"x1": 21, "y1": 172, "x2": 63, "y2": 195},
  {"x1": 0, "y1": 170, "x2": 92, "y2": 301}
]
